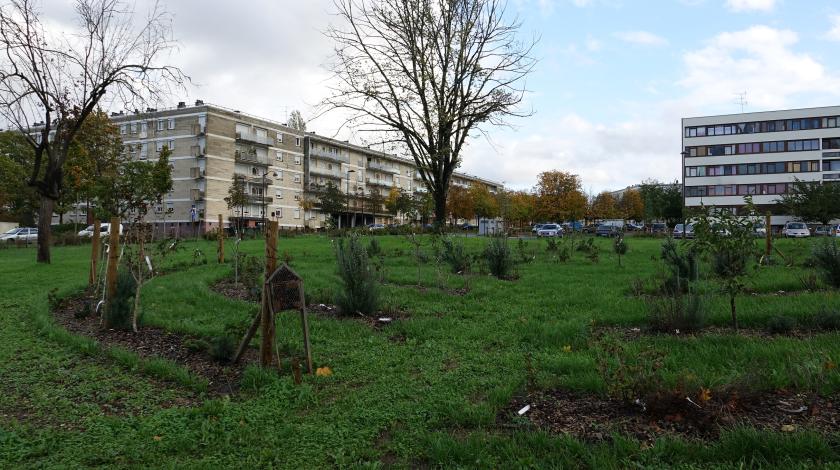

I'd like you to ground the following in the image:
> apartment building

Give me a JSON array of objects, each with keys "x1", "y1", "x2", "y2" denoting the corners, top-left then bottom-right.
[
  {"x1": 55, "y1": 101, "x2": 501, "y2": 233},
  {"x1": 682, "y1": 106, "x2": 840, "y2": 225}
]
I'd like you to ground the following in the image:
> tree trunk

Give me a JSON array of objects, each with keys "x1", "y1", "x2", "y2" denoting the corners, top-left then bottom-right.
[
  {"x1": 433, "y1": 191, "x2": 447, "y2": 229},
  {"x1": 730, "y1": 295, "x2": 738, "y2": 330},
  {"x1": 36, "y1": 196, "x2": 55, "y2": 263}
]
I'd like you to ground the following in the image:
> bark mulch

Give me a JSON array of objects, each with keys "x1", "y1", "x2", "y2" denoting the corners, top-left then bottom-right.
[
  {"x1": 500, "y1": 388, "x2": 840, "y2": 443},
  {"x1": 52, "y1": 293, "x2": 259, "y2": 396},
  {"x1": 210, "y1": 278, "x2": 258, "y2": 302}
]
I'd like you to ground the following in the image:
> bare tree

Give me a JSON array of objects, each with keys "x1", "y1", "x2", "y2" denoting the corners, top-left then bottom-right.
[
  {"x1": 287, "y1": 109, "x2": 307, "y2": 131},
  {"x1": 0, "y1": 0, "x2": 187, "y2": 263},
  {"x1": 323, "y1": 0, "x2": 535, "y2": 226}
]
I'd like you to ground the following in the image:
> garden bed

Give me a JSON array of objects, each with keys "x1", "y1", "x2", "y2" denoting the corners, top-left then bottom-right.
[
  {"x1": 52, "y1": 292, "x2": 258, "y2": 396},
  {"x1": 500, "y1": 388, "x2": 840, "y2": 442}
]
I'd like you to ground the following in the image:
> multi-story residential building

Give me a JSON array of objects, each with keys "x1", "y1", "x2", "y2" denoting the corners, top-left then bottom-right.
[
  {"x1": 682, "y1": 106, "x2": 840, "y2": 225},
  {"x1": 53, "y1": 101, "x2": 501, "y2": 233}
]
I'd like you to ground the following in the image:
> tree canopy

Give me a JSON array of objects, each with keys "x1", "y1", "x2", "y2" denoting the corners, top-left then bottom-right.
[{"x1": 777, "y1": 179, "x2": 840, "y2": 226}]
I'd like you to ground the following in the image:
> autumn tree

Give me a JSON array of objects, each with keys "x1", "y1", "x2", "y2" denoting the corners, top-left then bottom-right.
[
  {"x1": 447, "y1": 185, "x2": 474, "y2": 224},
  {"x1": 505, "y1": 190, "x2": 536, "y2": 229},
  {"x1": 469, "y1": 184, "x2": 499, "y2": 221},
  {"x1": 639, "y1": 179, "x2": 683, "y2": 226},
  {"x1": 590, "y1": 191, "x2": 620, "y2": 220},
  {"x1": 317, "y1": 181, "x2": 348, "y2": 227},
  {"x1": 225, "y1": 175, "x2": 248, "y2": 236},
  {"x1": 618, "y1": 189, "x2": 644, "y2": 221},
  {"x1": 535, "y1": 171, "x2": 587, "y2": 222},
  {"x1": 0, "y1": 0, "x2": 186, "y2": 263},
  {"x1": 324, "y1": 0, "x2": 535, "y2": 227}
]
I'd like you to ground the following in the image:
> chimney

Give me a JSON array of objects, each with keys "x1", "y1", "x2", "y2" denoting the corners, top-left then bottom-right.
[
  {"x1": 177, "y1": 101, "x2": 186, "y2": 109},
  {"x1": 195, "y1": 99, "x2": 204, "y2": 106}
]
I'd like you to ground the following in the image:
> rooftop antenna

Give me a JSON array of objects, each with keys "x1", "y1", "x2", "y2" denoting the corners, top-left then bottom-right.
[{"x1": 735, "y1": 91, "x2": 748, "y2": 113}]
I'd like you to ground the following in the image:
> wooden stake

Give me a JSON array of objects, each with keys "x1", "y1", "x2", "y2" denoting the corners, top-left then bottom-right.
[
  {"x1": 103, "y1": 217, "x2": 120, "y2": 328},
  {"x1": 89, "y1": 217, "x2": 99, "y2": 287},
  {"x1": 260, "y1": 221, "x2": 278, "y2": 367},
  {"x1": 232, "y1": 311, "x2": 261, "y2": 363},
  {"x1": 299, "y1": 282, "x2": 313, "y2": 374},
  {"x1": 218, "y1": 214, "x2": 225, "y2": 263},
  {"x1": 765, "y1": 213, "x2": 772, "y2": 258}
]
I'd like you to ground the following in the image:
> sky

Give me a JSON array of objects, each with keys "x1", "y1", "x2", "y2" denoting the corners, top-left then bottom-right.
[{"x1": 40, "y1": 0, "x2": 840, "y2": 193}]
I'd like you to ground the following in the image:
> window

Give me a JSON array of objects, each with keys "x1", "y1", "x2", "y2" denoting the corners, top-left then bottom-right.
[
  {"x1": 130, "y1": 122, "x2": 137, "y2": 133},
  {"x1": 275, "y1": 151, "x2": 283, "y2": 162},
  {"x1": 157, "y1": 119, "x2": 164, "y2": 131},
  {"x1": 276, "y1": 132, "x2": 283, "y2": 144},
  {"x1": 275, "y1": 208, "x2": 283, "y2": 218},
  {"x1": 295, "y1": 137, "x2": 301, "y2": 147},
  {"x1": 156, "y1": 141, "x2": 164, "y2": 152},
  {"x1": 168, "y1": 139, "x2": 175, "y2": 150},
  {"x1": 276, "y1": 170, "x2": 283, "y2": 180},
  {"x1": 294, "y1": 209, "x2": 301, "y2": 219},
  {"x1": 293, "y1": 174, "x2": 301, "y2": 183},
  {"x1": 275, "y1": 190, "x2": 283, "y2": 199},
  {"x1": 168, "y1": 118, "x2": 175, "y2": 130},
  {"x1": 294, "y1": 156, "x2": 301, "y2": 165},
  {"x1": 120, "y1": 124, "x2": 127, "y2": 135},
  {"x1": 294, "y1": 194, "x2": 301, "y2": 201}
]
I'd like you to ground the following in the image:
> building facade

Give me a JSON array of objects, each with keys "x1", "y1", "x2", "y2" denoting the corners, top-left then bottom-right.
[
  {"x1": 56, "y1": 101, "x2": 501, "y2": 233},
  {"x1": 682, "y1": 106, "x2": 840, "y2": 225}
]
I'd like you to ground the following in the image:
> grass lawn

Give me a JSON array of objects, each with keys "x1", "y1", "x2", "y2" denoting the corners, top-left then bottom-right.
[{"x1": 1, "y1": 234, "x2": 839, "y2": 468}]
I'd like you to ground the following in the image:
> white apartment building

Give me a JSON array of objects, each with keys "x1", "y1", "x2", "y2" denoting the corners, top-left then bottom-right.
[{"x1": 682, "y1": 106, "x2": 840, "y2": 225}]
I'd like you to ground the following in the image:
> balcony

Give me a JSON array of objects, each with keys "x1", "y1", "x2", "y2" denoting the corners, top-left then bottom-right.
[
  {"x1": 246, "y1": 194, "x2": 273, "y2": 204},
  {"x1": 234, "y1": 150, "x2": 269, "y2": 166},
  {"x1": 310, "y1": 146, "x2": 349, "y2": 164},
  {"x1": 190, "y1": 167, "x2": 205, "y2": 179},
  {"x1": 413, "y1": 186, "x2": 427, "y2": 193},
  {"x1": 367, "y1": 161, "x2": 400, "y2": 174},
  {"x1": 236, "y1": 130, "x2": 271, "y2": 146},
  {"x1": 192, "y1": 123, "x2": 206, "y2": 135},
  {"x1": 190, "y1": 189, "x2": 205, "y2": 201},
  {"x1": 366, "y1": 177, "x2": 393, "y2": 188},
  {"x1": 310, "y1": 166, "x2": 343, "y2": 179},
  {"x1": 191, "y1": 145, "x2": 205, "y2": 158},
  {"x1": 246, "y1": 176, "x2": 273, "y2": 185}
]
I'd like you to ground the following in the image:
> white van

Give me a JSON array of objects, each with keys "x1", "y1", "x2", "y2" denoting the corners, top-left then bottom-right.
[{"x1": 78, "y1": 222, "x2": 123, "y2": 238}]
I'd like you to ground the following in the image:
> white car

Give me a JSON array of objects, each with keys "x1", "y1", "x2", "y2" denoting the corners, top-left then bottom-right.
[
  {"x1": 537, "y1": 223, "x2": 563, "y2": 237},
  {"x1": 833, "y1": 224, "x2": 840, "y2": 238},
  {"x1": 78, "y1": 222, "x2": 123, "y2": 238},
  {"x1": 0, "y1": 227, "x2": 38, "y2": 242},
  {"x1": 782, "y1": 222, "x2": 810, "y2": 238}
]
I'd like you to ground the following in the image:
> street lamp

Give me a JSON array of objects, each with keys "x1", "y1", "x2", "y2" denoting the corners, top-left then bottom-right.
[{"x1": 261, "y1": 170, "x2": 278, "y2": 232}]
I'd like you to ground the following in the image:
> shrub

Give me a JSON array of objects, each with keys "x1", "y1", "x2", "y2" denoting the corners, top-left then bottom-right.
[
  {"x1": 335, "y1": 233, "x2": 380, "y2": 315},
  {"x1": 484, "y1": 235, "x2": 513, "y2": 278},
  {"x1": 367, "y1": 238, "x2": 382, "y2": 257},
  {"x1": 105, "y1": 270, "x2": 137, "y2": 330},
  {"x1": 646, "y1": 294, "x2": 706, "y2": 333},
  {"x1": 660, "y1": 238, "x2": 699, "y2": 294},
  {"x1": 811, "y1": 308, "x2": 840, "y2": 331},
  {"x1": 766, "y1": 315, "x2": 796, "y2": 335},
  {"x1": 613, "y1": 237, "x2": 628, "y2": 266},
  {"x1": 208, "y1": 335, "x2": 236, "y2": 362},
  {"x1": 441, "y1": 236, "x2": 470, "y2": 274},
  {"x1": 516, "y1": 238, "x2": 531, "y2": 263},
  {"x1": 545, "y1": 238, "x2": 558, "y2": 252},
  {"x1": 240, "y1": 255, "x2": 264, "y2": 299},
  {"x1": 812, "y1": 239, "x2": 840, "y2": 288}
]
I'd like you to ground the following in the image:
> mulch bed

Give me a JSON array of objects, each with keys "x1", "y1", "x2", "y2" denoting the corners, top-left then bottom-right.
[
  {"x1": 52, "y1": 293, "x2": 258, "y2": 396},
  {"x1": 210, "y1": 278, "x2": 258, "y2": 302},
  {"x1": 500, "y1": 388, "x2": 840, "y2": 442},
  {"x1": 307, "y1": 303, "x2": 410, "y2": 330}
]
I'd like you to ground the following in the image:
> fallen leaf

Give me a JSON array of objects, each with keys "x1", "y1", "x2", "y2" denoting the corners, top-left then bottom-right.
[
  {"x1": 316, "y1": 366, "x2": 333, "y2": 377},
  {"x1": 698, "y1": 388, "x2": 712, "y2": 403},
  {"x1": 153, "y1": 435, "x2": 162, "y2": 441},
  {"x1": 825, "y1": 361, "x2": 836, "y2": 371},
  {"x1": 562, "y1": 345, "x2": 572, "y2": 353},
  {"x1": 781, "y1": 424, "x2": 796, "y2": 432}
]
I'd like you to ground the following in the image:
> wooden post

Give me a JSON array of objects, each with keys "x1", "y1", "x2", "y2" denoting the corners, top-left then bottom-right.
[
  {"x1": 89, "y1": 217, "x2": 100, "y2": 287},
  {"x1": 218, "y1": 214, "x2": 225, "y2": 263},
  {"x1": 299, "y1": 282, "x2": 313, "y2": 374},
  {"x1": 765, "y1": 213, "x2": 772, "y2": 258},
  {"x1": 260, "y1": 221, "x2": 278, "y2": 367},
  {"x1": 103, "y1": 216, "x2": 120, "y2": 328}
]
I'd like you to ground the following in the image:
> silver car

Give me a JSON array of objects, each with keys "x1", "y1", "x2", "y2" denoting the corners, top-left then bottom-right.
[
  {"x1": 673, "y1": 223, "x2": 694, "y2": 239},
  {"x1": 782, "y1": 222, "x2": 810, "y2": 238},
  {"x1": 0, "y1": 227, "x2": 38, "y2": 243},
  {"x1": 537, "y1": 223, "x2": 563, "y2": 237}
]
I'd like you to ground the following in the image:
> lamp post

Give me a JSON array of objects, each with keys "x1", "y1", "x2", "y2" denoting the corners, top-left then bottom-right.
[
  {"x1": 261, "y1": 170, "x2": 278, "y2": 233},
  {"x1": 680, "y1": 150, "x2": 689, "y2": 238}
]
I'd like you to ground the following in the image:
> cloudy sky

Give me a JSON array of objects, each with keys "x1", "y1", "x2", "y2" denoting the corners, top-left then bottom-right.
[{"x1": 45, "y1": 0, "x2": 840, "y2": 192}]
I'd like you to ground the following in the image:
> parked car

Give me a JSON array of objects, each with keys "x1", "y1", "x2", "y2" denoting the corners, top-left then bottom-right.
[
  {"x1": 367, "y1": 223, "x2": 386, "y2": 231},
  {"x1": 673, "y1": 223, "x2": 694, "y2": 239},
  {"x1": 561, "y1": 221, "x2": 583, "y2": 232},
  {"x1": 596, "y1": 224, "x2": 621, "y2": 237},
  {"x1": 834, "y1": 224, "x2": 840, "y2": 238},
  {"x1": 537, "y1": 223, "x2": 563, "y2": 237},
  {"x1": 531, "y1": 223, "x2": 545, "y2": 233},
  {"x1": 78, "y1": 222, "x2": 123, "y2": 238},
  {"x1": 782, "y1": 222, "x2": 810, "y2": 238},
  {"x1": 460, "y1": 222, "x2": 477, "y2": 230},
  {"x1": 626, "y1": 222, "x2": 645, "y2": 231},
  {"x1": 813, "y1": 225, "x2": 833, "y2": 236},
  {"x1": 0, "y1": 227, "x2": 38, "y2": 242},
  {"x1": 582, "y1": 224, "x2": 599, "y2": 234},
  {"x1": 650, "y1": 223, "x2": 668, "y2": 234},
  {"x1": 753, "y1": 222, "x2": 767, "y2": 238}
]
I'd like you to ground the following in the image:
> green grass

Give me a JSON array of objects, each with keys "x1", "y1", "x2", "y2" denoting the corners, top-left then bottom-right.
[{"x1": 0, "y1": 235, "x2": 839, "y2": 467}]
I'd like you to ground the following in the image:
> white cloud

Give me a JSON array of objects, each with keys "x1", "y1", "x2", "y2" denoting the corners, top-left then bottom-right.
[
  {"x1": 725, "y1": 0, "x2": 776, "y2": 12},
  {"x1": 613, "y1": 31, "x2": 669, "y2": 46},
  {"x1": 825, "y1": 14, "x2": 840, "y2": 41},
  {"x1": 678, "y1": 25, "x2": 839, "y2": 110}
]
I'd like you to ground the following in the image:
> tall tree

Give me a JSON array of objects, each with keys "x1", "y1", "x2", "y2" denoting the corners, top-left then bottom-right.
[
  {"x1": 0, "y1": 131, "x2": 37, "y2": 225},
  {"x1": 0, "y1": 0, "x2": 186, "y2": 263},
  {"x1": 225, "y1": 175, "x2": 248, "y2": 236},
  {"x1": 590, "y1": 191, "x2": 619, "y2": 220},
  {"x1": 618, "y1": 189, "x2": 644, "y2": 221},
  {"x1": 318, "y1": 181, "x2": 348, "y2": 224},
  {"x1": 778, "y1": 179, "x2": 840, "y2": 227},
  {"x1": 324, "y1": 0, "x2": 536, "y2": 226},
  {"x1": 287, "y1": 110, "x2": 306, "y2": 131},
  {"x1": 469, "y1": 183, "x2": 498, "y2": 221},
  {"x1": 447, "y1": 185, "x2": 474, "y2": 223},
  {"x1": 534, "y1": 171, "x2": 587, "y2": 222}
]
